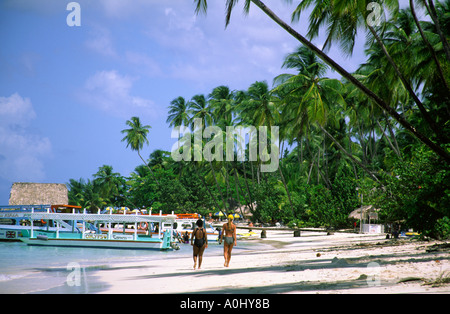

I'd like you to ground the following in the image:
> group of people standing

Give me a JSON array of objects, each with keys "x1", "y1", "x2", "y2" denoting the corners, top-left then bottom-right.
[{"x1": 191, "y1": 214, "x2": 237, "y2": 270}]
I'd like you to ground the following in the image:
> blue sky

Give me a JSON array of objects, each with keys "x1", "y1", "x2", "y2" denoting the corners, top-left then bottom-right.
[{"x1": 0, "y1": 0, "x2": 368, "y2": 204}]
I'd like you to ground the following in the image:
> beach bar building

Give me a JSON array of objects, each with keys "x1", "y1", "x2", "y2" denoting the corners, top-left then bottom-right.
[
  {"x1": 349, "y1": 205, "x2": 384, "y2": 234},
  {"x1": 9, "y1": 182, "x2": 68, "y2": 206}
]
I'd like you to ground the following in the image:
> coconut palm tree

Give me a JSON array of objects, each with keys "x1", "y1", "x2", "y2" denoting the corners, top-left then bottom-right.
[
  {"x1": 409, "y1": 0, "x2": 449, "y2": 91},
  {"x1": 422, "y1": 0, "x2": 450, "y2": 62},
  {"x1": 273, "y1": 46, "x2": 380, "y2": 182},
  {"x1": 188, "y1": 94, "x2": 213, "y2": 130},
  {"x1": 79, "y1": 179, "x2": 107, "y2": 212},
  {"x1": 193, "y1": 0, "x2": 449, "y2": 162},
  {"x1": 121, "y1": 116, "x2": 160, "y2": 185},
  {"x1": 236, "y1": 81, "x2": 296, "y2": 216},
  {"x1": 167, "y1": 96, "x2": 190, "y2": 130},
  {"x1": 67, "y1": 178, "x2": 86, "y2": 206},
  {"x1": 292, "y1": 0, "x2": 447, "y2": 144},
  {"x1": 93, "y1": 165, "x2": 121, "y2": 203},
  {"x1": 209, "y1": 85, "x2": 235, "y2": 126},
  {"x1": 240, "y1": 81, "x2": 279, "y2": 128},
  {"x1": 186, "y1": 94, "x2": 229, "y2": 213}
]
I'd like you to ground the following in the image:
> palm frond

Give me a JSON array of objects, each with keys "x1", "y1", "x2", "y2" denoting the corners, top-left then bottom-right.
[{"x1": 194, "y1": 0, "x2": 208, "y2": 15}]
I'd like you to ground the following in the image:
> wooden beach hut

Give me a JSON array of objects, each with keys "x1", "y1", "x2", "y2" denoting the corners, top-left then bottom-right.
[{"x1": 9, "y1": 182, "x2": 68, "y2": 205}]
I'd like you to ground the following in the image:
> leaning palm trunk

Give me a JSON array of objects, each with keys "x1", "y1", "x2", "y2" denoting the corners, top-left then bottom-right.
[
  {"x1": 410, "y1": 0, "x2": 449, "y2": 91},
  {"x1": 424, "y1": 0, "x2": 450, "y2": 62},
  {"x1": 247, "y1": 0, "x2": 449, "y2": 162},
  {"x1": 193, "y1": 0, "x2": 449, "y2": 161},
  {"x1": 367, "y1": 25, "x2": 445, "y2": 143},
  {"x1": 137, "y1": 150, "x2": 160, "y2": 186},
  {"x1": 376, "y1": 120, "x2": 401, "y2": 158}
]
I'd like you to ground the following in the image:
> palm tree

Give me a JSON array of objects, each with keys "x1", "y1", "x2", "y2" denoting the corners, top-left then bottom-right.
[
  {"x1": 193, "y1": 0, "x2": 450, "y2": 162},
  {"x1": 93, "y1": 165, "x2": 121, "y2": 203},
  {"x1": 274, "y1": 46, "x2": 380, "y2": 182},
  {"x1": 292, "y1": 0, "x2": 447, "y2": 144},
  {"x1": 239, "y1": 81, "x2": 279, "y2": 128},
  {"x1": 209, "y1": 85, "x2": 235, "y2": 126},
  {"x1": 167, "y1": 96, "x2": 190, "y2": 128},
  {"x1": 67, "y1": 178, "x2": 86, "y2": 206},
  {"x1": 236, "y1": 81, "x2": 296, "y2": 216},
  {"x1": 188, "y1": 94, "x2": 213, "y2": 130},
  {"x1": 148, "y1": 149, "x2": 171, "y2": 170},
  {"x1": 79, "y1": 179, "x2": 107, "y2": 212},
  {"x1": 121, "y1": 116, "x2": 160, "y2": 185},
  {"x1": 409, "y1": 0, "x2": 449, "y2": 91},
  {"x1": 423, "y1": 0, "x2": 450, "y2": 62},
  {"x1": 186, "y1": 93, "x2": 229, "y2": 213}
]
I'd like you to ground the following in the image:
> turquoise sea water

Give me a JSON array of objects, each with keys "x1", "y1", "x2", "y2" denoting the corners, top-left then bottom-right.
[{"x1": 0, "y1": 240, "x2": 257, "y2": 294}]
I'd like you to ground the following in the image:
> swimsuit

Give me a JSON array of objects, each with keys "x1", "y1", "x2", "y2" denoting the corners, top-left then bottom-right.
[
  {"x1": 194, "y1": 238, "x2": 205, "y2": 248},
  {"x1": 224, "y1": 236, "x2": 234, "y2": 245},
  {"x1": 223, "y1": 223, "x2": 235, "y2": 245},
  {"x1": 193, "y1": 228, "x2": 206, "y2": 248}
]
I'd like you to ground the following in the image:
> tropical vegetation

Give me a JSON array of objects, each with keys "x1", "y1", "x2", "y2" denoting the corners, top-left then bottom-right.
[{"x1": 68, "y1": 0, "x2": 449, "y2": 239}]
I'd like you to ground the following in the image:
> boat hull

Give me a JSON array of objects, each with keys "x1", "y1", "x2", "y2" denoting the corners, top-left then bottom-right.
[
  {"x1": 0, "y1": 226, "x2": 72, "y2": 241},
  {"x1": 19, "y1": 230, "x2": 173, "y2": 250},
  {"x1": 19, "y1": 237, "x2": 166, "y2": 250}
]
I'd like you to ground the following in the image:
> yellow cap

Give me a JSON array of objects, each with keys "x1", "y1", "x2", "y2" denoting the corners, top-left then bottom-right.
[{"x1": 227, "y1": 214, "x2": 234, "y2": 220}]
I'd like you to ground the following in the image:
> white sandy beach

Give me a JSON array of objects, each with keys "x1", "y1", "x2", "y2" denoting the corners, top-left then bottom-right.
[{"x1": 94, "y1": 230, "x2": 449, "y2": 294}]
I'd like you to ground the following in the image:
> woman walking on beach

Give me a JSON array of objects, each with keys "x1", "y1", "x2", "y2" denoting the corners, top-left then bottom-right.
[
  {"x1": 219, "y1": 214, "x2": 237, "y2": 267},
  {"x1": 191, "y1": 219, "x2": 208, "y2": 270}
]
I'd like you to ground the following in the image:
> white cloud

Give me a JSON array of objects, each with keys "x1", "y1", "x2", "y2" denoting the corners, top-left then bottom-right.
[
  {"x1": 77, "y1": 1, "x2": 308, "y2": 90},
  {"x1": 80, "y1": 70, "x2": 162, "y2": 119},
  {"x1": 0, "y1": 93, "x2": 36, "y2": 124},
  {"x1": 0, "y1": 93, "x2": 52, "y2": 182}
]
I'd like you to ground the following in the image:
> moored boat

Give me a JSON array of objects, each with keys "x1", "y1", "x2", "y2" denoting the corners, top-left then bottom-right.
[
  {"x1": 169, "y1": 214, "x2": 220, "y2": 242},
  {"x1": 0, "y1": 205, "x2": 82, "y2": 241},
  {"x1": 19, "y1": 209, "x2": 179, "y2": 250}
]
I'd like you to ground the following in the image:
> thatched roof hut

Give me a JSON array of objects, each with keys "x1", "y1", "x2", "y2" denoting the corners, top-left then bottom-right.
[
  {"x1": 235, "y1": 202, "x2": 256, "y2": 218},
  {"x1": 9, "y1": 182, "x2": 68, "y2": 205},
  {"x1": 348, "y1": 205, "x2": 380, "y2": 220}
]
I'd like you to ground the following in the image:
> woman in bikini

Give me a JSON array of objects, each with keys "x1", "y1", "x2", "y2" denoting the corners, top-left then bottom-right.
[
  {"x1": 219, "y1": 214, "x2": 237, "y2": 267},
  {"x1": 191, "y1": 219, "x2": 208, "y2": 270}
]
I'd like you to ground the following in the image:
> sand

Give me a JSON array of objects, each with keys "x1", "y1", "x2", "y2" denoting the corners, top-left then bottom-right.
[{"x1": 94, "y1": 230, "x2": 449, "y2": 294}]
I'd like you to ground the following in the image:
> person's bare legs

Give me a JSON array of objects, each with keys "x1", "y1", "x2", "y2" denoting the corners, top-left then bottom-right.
[
  {"x1": 223, "y1": 243, "x2": 234, "y2": 267},
  {"x1": 198, "y1": 245, "x2": 206, "y2": 269},
  {"x1": 226, "y1": 244, "x2": 233, "y2": 267},
  {"x1": 193, "y1": 246, "x2": 199, "y2": 269},
  {"x1": 223, "y1": 243, "x2": 229, "y2": 266}
]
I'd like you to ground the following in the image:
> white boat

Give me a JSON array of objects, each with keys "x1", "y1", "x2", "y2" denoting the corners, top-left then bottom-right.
[
  {"x1": 19, "y1": 208, "x2": 179, "y2": 250},
  {"x1": 167, "y1": 214, "x2": 220, "y2": 242},
  {"x1": 0, "y1": 205, "x2": 81, "y2": 241}
]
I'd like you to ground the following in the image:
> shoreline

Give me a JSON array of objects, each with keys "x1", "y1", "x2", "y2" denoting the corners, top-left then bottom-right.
[{"x1": 89, "y1": 230, "x2": 449, "y2": 294}]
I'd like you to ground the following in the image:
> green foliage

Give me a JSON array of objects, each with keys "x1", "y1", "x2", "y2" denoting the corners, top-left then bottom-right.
[
  {"x1": 435, "y1": 217, "x2": 450, "y2": 240},
  {"x1": 362, "y1": 147, "x2": 450, "y2": 238},
  {"x1": 251, "y1": 177, "x2": 286, "y2": 223},
  {"x1": 329, "y1": 165, "x2": 360, "y2": 227}
]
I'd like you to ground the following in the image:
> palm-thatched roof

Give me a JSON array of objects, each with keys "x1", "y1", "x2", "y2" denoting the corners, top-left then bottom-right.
[
  {"x1": 235, "y1": 202, "x2": 256, "y2": 217},
  {"x1": 348, "y1": 205, "x2": 380, "y2": 220},
  {"x1": 9, "y1": 182, "x2": 68, "y2": 205}
]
